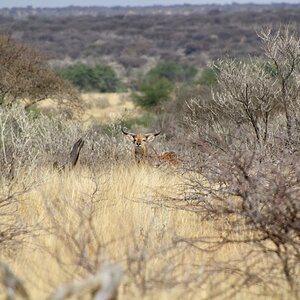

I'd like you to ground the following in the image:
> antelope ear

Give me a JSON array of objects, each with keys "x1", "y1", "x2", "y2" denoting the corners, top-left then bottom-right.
[
  {"x1": 122, "y1": 127, "x2": 136, "y2": 142},
  {"x1": 145, "y1": 134, "x2": 156, "y2": 142},
  {"x1": 124, "y1": 134, "x2": 135, "y2": 142},
  {"x1": 145, "y1": 131, "x2": 160, "y2": 142}
]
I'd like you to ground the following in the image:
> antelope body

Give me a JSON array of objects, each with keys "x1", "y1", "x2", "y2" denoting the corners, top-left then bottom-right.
[{"x1": 122, "y1": 128, "x2": 178, "y2": 166}]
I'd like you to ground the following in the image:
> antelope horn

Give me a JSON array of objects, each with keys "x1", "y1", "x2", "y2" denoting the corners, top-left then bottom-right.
[
  {"x1": 122, "y1": 127, "x2": 136, "y2": 136},
  {"x1": 145, "y1": 130, "x2": 161, "y2": 137}
]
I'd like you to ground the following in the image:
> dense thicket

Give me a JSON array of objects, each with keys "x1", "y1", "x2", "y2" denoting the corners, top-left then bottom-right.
[{"x1": 160, "y1": 26, "x2": 300, "y2": 298}]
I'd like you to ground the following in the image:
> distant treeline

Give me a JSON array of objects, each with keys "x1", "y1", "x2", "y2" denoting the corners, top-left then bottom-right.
[
  {"x1": 1, "y1": 3, "x2": 300, "y2": 17},
  {"x1": 0, "y1": 4, "x2": 299, "y2": 85}
]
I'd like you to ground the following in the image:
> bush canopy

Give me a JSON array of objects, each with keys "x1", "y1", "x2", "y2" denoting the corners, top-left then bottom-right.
[
  {"x1": 57, "y1": 64, "x2": 119, "y2": 92},
  {"x1": 133, "y1": 62, "x2": 197, "y2": 108}
]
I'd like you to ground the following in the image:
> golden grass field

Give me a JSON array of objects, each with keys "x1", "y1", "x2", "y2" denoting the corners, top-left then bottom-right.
[
  {"x1": 81, "y1": 93, "x2": 136, "y2": 124},
  {"x1": 1, "y1": 93, "x2": 295, "y2": 299},
  {"x1": 0, "y1": 163, "x2": 291, "y2": 299},
  {"x1": 37, "y1": 93, "x2": 137, "y2": 124}
]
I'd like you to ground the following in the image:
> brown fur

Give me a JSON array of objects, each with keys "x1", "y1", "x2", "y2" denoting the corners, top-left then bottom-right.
[{"x1": 122, "y1": 128, "x2": 178, "y2": 166}]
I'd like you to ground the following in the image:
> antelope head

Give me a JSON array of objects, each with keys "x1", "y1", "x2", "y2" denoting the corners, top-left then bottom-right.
[{"x1": 122, "y1": 127, "x2": 161, "y2": 161}]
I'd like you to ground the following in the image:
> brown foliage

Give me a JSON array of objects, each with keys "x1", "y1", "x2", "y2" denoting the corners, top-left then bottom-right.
[{"x1": 0, "y1": 34, "x2": 80, "y2": 112}]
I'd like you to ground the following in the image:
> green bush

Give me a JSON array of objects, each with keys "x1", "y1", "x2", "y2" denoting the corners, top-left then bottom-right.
[
  {"x1": 133, "y1": 77, "x2": 172, "y2": 109},
  {"x1": 263, "y1": 62, "x2": 279, "y2": 79},
  {"x1": 133, "y1": 62, "x2": 197, "y2": 109},
  {"x1": 145, "y1": 61, "x2": 197, "y2": 84},
  {"x1": 57, "y1": 64, "x2": 119, "y2": 92},
  {"x1": 197, "y1": 66, "x2": 218, "y2": 86}
]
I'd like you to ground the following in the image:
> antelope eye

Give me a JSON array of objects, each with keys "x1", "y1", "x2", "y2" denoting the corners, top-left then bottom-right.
[{"x1": 142, "y1": 138, "x2": 146, "y2": 141}]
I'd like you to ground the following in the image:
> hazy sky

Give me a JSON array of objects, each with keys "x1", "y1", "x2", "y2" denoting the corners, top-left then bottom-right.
[{"x1": 0, "y1": 0, "x2": 299, "y2": 8}]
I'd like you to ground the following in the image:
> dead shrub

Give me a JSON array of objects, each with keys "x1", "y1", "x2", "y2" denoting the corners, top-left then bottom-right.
[{"x1": 170, "y1": 26, "x2": 300, "y2": 298}]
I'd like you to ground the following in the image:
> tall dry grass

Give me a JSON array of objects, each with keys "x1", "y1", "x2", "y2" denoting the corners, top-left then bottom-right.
[{"x1": 0, "y1": 163, "x2": 291, "y2": 299}]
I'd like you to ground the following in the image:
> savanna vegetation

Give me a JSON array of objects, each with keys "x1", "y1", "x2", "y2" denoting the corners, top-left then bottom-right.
[
  {"x1": 0, "y1": 35, "x2": 80, "y2": 112},
  {"x1": 0, "y1": 5, "x2": 299, "y2": 300},
  {"x1": 132, "y1": 62, "x2": 197, "y2": 108},
  {"x1": 57, "y1": 64, "x2": 120, "y2": 92},
  {"x1": 1, "y1": 4, "x2": 299, "y2": 82}
]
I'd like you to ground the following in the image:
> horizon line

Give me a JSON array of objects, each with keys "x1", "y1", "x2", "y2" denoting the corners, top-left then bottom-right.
[{"x1": 1, "y1": 1, "x2": 300, "y2": 9}]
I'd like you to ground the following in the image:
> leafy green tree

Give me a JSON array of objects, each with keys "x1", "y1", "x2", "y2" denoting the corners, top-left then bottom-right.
[
  {"x1": 198, "y1": 66, "x2": 218, "y2": 86},
  {"x1": 58, "y1": 64, "x2": 119, "y2": 92},
  {"x1": 145, "y1": 62, "x2": 197, "y2": 84},
  {"x1": 133, "y1": 77, "x2": 172, "y2": 109},
  {"x1": 133, "y1": 62, "x2": 197, "y2": 109}
]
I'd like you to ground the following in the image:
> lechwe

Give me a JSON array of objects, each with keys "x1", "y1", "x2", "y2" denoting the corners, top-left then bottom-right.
[{"x1": 122, "y1": 128, "x2": 178, "y2": 166}]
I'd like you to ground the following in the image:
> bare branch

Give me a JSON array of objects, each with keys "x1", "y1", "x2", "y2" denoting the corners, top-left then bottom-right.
[{"x1": 48, "y1": 263, "x2": 122, "y2": 300}]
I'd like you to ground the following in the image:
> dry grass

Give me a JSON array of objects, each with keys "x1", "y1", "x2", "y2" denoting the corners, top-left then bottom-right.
[
  {"x1": 81, "y1": 93, "x2": 137, "y2": 124},
  {"x1": 81, "y1": 93, "x2": 134, "y2": 124},
  {"x1": 0, "y1": 164, "x2": 291, "y2": 299},
  {"x1": 36, "y1": 92, "x2": 138, "y2": 124}
]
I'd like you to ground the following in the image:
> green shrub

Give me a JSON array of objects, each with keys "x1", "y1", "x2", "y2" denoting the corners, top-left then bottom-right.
[
  {"x1": 263, "y1": 62, "x2": 279, "y2": 79},
  {"x1": 145, "y1": 61, "x2": 197, "y2": 84},
  {"x1": 58, "y1": 64, "x2": 119, "y2": 92},
  {"x1": 133, "y1": 62, "x2": 197, "y2": 109},
  {"x1": 133, "y1": 77, "x2": 172, "y2": 109},
  {"x1": 197, "y1": 66, "x2": 218, "y2": 86}
]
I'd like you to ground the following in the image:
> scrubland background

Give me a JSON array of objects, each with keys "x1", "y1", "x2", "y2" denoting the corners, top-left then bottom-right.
[{"x1": 0, "y1": 3, "x2": 300, "y2": 300}]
